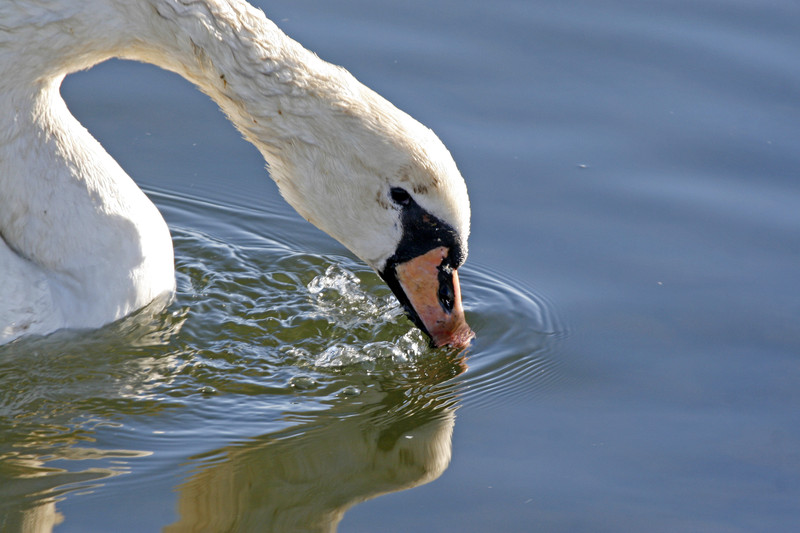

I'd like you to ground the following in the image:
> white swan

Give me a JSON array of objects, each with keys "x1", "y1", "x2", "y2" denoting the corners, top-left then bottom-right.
[{"x1": 0, "y1": 0, "x2": 473, "y2": 347}]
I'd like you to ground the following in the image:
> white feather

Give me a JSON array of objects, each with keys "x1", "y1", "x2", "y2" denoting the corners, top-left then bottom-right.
[{"x1": 0, "y1": 0, "x2": 471, "y2": 344}]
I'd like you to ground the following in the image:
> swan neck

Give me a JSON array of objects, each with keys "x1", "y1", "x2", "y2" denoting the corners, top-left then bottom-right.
[
  {"x1": 119, "y1": 0, "x2": 334, "y2": 158},
  {"x1": 2, "y1": 1, "x2": 328, "y2": 142}
]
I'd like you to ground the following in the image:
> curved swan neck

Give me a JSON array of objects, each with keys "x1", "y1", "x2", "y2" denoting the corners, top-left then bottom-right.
[
  {"x1": 122, "y1": 1, "x2": 334, "y2": 151},
  {"x1": 0, "y1": 0, "x2": 353, "y2": 259},
  {"x1": 0, "y1": 0, "x2": 472, "y2": 343},
  {"x1": 3, "y1": 0, "x2": 344, "y2": 146},
  {"x1": 0, "y1": 0, "x2": 380, "y2": 335}
]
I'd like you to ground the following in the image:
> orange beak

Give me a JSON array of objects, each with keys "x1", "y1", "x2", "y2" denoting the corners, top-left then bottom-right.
[{"x1": 394, "y1": 246, "x2": 475, "y2": 349}]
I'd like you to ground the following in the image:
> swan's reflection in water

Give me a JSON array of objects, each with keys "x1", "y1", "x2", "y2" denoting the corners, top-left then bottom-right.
[
  {"x1": 0, "y1": 344, "x2": 462, "y2": 533},
  {"x1": 0, "y1": 451, "x2": 149, "y2": 533},
  {"x1": 167, "y1": 362, "x2": 463, "y2": 532},
  {"x1": 0, "y1": 457, "x2": 65, "y2": 532},
  {"x1": 0, "y1": 304, "x2": 184, "y2": 533}
]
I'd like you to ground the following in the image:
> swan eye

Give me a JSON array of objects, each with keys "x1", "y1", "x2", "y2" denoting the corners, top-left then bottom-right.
[{"x1": 389, "y1": 187, "x2": 412, "y2": 206}]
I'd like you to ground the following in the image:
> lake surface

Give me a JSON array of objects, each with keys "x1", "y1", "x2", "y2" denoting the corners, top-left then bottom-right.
[{"x1": 2, "y1": 0, "x2": 800, "y2": 531}]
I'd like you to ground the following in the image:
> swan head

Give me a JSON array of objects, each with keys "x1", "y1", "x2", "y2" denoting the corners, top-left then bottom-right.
[{"x1": 262, "y1": 86, "x2": 474, "y2": 348}]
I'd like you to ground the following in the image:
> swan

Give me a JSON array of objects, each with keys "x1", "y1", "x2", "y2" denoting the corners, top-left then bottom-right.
[{"x1": 0, "y1": 0, "x2": 474, "y2": 348}]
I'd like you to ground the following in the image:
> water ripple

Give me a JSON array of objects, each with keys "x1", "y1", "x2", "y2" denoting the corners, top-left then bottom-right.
[
  {"x1": 1, "y1": 218, "x2": 566, "y2": 420},
  {"x1": 163, "y1": 225, "x2": 566, "y2": 410},
  {"x1": 0, "y1": 195, "x2": 566, "y2": 518},
  {"x1": 456, "y1": 265, "x2": 566, "y2": 408}
]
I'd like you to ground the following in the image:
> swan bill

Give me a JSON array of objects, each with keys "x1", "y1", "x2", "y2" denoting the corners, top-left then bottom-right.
[
  {"x1": 392, "y1": 246, "x2": 474, "y2": 349},
  {"x1": 0, "y1": 0, "x2": 474, "y2": 346}
]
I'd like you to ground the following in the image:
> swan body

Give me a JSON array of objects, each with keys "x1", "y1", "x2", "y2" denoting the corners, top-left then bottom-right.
[{"x1": 0, "y1": 0, "x2": 473, "y2": 346}]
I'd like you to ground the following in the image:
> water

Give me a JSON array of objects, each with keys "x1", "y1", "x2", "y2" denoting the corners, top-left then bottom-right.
[
  {"x1": 0, "y1": 194, "x2": 560, "y2": 532},
  {"x1": 2, "y1": 0, "x2": 800, "y2": 531}
]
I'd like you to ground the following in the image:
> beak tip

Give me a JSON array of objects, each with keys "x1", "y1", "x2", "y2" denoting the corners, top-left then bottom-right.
[
  {"x1": 390, "y1": 246, "x2": 475, "y2": 351},
  {"x1": 432, "y1": 325, "x2": 476, "y2": 350}
]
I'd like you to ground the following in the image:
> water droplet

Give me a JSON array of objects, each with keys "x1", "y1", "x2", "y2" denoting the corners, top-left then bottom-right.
[
  {"x1": 340, "y1": 386, "x2": 361, "y2": 397},
  {"x1": 289, "y1": 376, "x2": 317, "y2": 390}
]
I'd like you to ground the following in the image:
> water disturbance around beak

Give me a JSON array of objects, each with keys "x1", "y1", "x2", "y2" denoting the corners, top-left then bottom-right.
[{"x1": 0, "y1": 193, "x2": 565, "y2": 528}]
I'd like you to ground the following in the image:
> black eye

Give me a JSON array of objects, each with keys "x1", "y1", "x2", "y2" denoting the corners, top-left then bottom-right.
[{"x1": 389, "y1": 187, "x2": 412, "y2": 206}]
